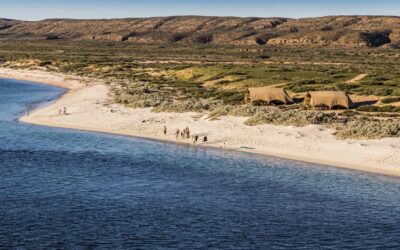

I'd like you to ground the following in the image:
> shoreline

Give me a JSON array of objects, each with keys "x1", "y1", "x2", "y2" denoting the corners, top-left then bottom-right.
[
  {"x1": 2, "y1": 67, "x2": 400, "y2": 177},
  {"x1": 17, "y1": 118, "x2": 400, "y2": 178},
  {"x1": 20, "y1": 118, "x2": 400, "y2": 178}
]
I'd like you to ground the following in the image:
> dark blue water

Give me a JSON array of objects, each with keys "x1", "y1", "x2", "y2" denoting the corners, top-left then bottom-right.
[{"x1": 1, "y1": 78, "x2": 400, "y2": 249}]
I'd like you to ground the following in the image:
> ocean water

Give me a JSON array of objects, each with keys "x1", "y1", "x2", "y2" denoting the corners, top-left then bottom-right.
[{"x1": 1, "y1": 78, "x2": 400, "y2": 249}]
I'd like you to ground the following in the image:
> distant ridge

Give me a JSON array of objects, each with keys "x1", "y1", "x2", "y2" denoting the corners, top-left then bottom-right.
[{"x1": 1, "y1": 15, "x2": 399, "y2": 48}]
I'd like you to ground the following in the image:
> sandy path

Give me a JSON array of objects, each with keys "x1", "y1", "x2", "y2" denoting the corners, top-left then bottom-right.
[
  {"x1": 2, "y1": 68, "x2": 400, "y2": 177},
  {"x1": 346, "y1": 74, "x2": 368, "y2": 84}
]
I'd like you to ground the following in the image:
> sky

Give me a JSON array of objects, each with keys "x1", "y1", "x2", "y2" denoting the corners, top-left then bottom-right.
[{"x1": 1, "y1": 0, "x2": 400, "y2": 21}]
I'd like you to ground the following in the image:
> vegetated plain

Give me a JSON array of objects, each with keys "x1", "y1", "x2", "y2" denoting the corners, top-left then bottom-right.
[{"x1": 1, "y1": 39, "x2": 400, "y2": 139}]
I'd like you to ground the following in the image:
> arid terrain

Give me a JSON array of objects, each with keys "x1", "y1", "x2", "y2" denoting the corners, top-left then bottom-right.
[
  {"x1": 1, "y1": 16, "x2": 400, "y2": 142},
  {"x1": 1, "y1": 16, "x2": 400, "y2": 48}
]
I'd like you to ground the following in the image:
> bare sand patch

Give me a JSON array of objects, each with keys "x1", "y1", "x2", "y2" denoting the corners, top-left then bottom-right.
[{"x1": 346, "y1": 74, "x2": 368, "y2": 84}]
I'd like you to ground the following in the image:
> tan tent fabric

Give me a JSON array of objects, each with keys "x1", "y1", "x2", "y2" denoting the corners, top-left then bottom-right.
[
  {"x1": 248, "y1": 86, "x2": 293, "y2": 104},
  {"x1": 309, "y1": 91, "x2": 352, "y2": 109}
]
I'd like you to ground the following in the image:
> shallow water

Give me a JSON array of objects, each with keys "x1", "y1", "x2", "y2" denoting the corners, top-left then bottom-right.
[{"x1": 1, "y1": 78, "x2": 400, "y2": 249}]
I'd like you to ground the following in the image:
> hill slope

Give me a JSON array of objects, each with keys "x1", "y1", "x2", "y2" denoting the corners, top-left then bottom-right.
[{"x1": 1, "y1": 16, "x2": 399, "y2": 47}]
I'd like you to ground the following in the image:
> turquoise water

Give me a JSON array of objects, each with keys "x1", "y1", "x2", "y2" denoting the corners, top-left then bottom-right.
[{"x1": 1, "y1": 78, "x2": 400, "y2": 249}]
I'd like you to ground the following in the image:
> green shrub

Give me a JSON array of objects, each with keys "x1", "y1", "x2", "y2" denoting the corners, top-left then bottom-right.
[
  {"x1": 341, "y1": 110, "x2": 358, "y2": 116},
  {"x1": 357, "y1": 105, "x2": 400, "y2": 113},
  {"x1": 244, "y1": 109, "x2": 338, "y2": 127},
  {"x1": 391, "y1": 89, "x2": 400, "y2": 96},
  {"x1": 152, "y1": 99, "x2": 222, "y2": 113},
  {"x1": 212, "y1": 91, "x2": 245, "y2": 105},
  {"x1": 336, "y1": 120, "x2": 400, "y2": 139},
  {"x1": 374, "y1": 88, "x2": 393, "y2": 96},
  {"x1": 336, "y1": 83, "x2": 359, "y2": 92},
  {"x1": 208, "y1": 105, "x2": 263, "y2": 119},
  {"x1": 381, "y1": 97, "x2": 400, "y2": 104}
]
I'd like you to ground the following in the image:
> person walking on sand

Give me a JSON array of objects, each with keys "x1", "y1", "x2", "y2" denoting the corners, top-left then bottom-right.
[
  {"x1": 203, "y1": 136, "x2": 208, "y2": 143},
  {"x1": 186, "y1": 128, "x2": 190, "y2": 139},
  {"x1": 176, "y1": 129, "x2": 180, "y2": 139},
  {"x1": 163, "y1": 126, "x2": 167, "y2": 136},
  {"x1": 194, "y1": 135, "x2": 199, "y2": 144},
  {"x1": 63, "y1": 107, "x2": 67, "y2": 115}
]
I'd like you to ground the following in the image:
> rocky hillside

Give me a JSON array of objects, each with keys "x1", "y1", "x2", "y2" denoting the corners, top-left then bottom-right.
[{"x1": 1, "y1": 16, "x2": 400, "y2": 48}]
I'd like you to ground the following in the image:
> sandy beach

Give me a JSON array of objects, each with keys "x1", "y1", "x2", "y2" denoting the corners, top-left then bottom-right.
[{"x1": 1, "y1": 67, "x2": 400, "y2": 177}]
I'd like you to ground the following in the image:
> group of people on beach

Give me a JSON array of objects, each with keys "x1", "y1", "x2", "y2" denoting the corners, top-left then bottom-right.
[
  {"x1": 163, "y1": 126, "x2": 208, "y2": 144},
  {"x1": 58, "y1": 107, "x2": 67, "y2": 115},
  {"x1": 175, "y1": 127, "x2": 191, "y2": 140},
  {"x1": 193, "y1": 135, "x2": 208, "y2": 144}
]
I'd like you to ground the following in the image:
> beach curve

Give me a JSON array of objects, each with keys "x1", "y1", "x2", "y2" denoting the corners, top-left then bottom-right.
[{"x1": 1, "y1": 67, "x2": 400, "y2": 177}]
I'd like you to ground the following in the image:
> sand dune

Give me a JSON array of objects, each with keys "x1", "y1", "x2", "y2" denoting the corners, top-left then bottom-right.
[{"x1": 2, "y1": 68, "x2": 400, "y2": 177}]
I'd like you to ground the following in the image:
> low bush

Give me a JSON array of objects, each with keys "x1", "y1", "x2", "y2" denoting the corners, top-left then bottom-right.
[
  {"x1": 341, "y1": 110, "x2": 358, "y2": 116},
  {"x1": 114, "y1": 92, "x2": 162, "y2": 108},
  {"x1": 208, "y1": 105, "x2": 266, "y2": 119},
  {"x1": 244, "y1": 109, "x2": 338, "y2": 127},
  {"x1": 381, "y1": 97, "x2": 400, "y2": 104},
  {"x1": 356, "y1": 105, "x2": 400, "y2": 113},
  {"x1": 152, "y1": 99, "x2": 222, "y2": 113},
  {"x1": 336, "y1": 83, "x2": 359, "y2": 92},
  {"x1": 335, "y1": 120, "x2": 400, "y2": 139}
]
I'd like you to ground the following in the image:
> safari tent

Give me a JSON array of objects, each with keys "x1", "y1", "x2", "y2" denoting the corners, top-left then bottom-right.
[
  {"x1": 247, "y1": 86, "x2": 293, "y2": 105},
  {"x1": 309, "y1": 91, "x2": 353, "y2": 109}
]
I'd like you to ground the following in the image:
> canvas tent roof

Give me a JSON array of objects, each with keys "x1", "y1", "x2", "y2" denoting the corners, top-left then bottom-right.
[
  {"x1": 248, "y1": 86, "x2": 293, "y2": 104},
  {"x1": 309, "y1": 91, "x2": 352, "y2": 109}
]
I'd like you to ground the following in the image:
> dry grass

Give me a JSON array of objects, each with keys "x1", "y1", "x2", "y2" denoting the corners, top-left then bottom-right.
[
  {"x1": 244, "y1": 109, "x2": 338, "y2": 127},
  {"x1": 335, "y1": 119, "x2": 400, "y2": 139}
]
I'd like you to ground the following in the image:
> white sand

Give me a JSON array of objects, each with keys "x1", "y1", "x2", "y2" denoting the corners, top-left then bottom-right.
[
  {"x1": 346, "y1": 74, "x2": 368, "y2": 84},
  {"x1": 2, "y1": 68, "x2": 400, "y2": 177}
]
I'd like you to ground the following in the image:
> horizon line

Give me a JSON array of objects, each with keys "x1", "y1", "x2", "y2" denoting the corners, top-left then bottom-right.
[{"x1": 3, "y1": 14, "x2": 400, "y2": 22}]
